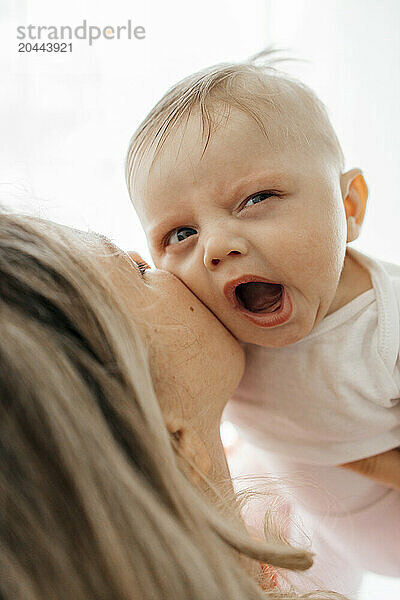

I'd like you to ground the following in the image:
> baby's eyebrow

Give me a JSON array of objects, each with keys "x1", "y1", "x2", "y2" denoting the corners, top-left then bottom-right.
[{"x1": 229, "y1": 170, "x2": 295, "y2": 196}]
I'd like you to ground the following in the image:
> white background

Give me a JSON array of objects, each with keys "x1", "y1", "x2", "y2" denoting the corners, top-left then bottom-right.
[{"x1": 1, "y1": 1, "x2": 400, "y2": 597}]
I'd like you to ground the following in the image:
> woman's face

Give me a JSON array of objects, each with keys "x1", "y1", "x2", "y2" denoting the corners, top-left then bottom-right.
[{"x1": 106, "y1": 251, "x2": 245, "y2": 428}]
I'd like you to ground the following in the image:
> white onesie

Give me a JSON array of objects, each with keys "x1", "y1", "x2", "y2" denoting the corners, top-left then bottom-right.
[
  {"x1": 224, "y1": 248, "x2": 400, "y2": 588},
  {"x1": 225, "y1": 247, "x2": 400, "y2": 466}
]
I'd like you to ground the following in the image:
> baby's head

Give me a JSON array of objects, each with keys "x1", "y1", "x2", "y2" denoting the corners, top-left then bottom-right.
[{"x1": 127, "y1": 62, "x2": 368, "y2": 347}]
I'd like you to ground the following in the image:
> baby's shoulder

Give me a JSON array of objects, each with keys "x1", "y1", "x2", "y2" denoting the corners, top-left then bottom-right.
[
  {"x1": 358, "y1": 250, "x2": 400, "y2": 305},
  {"x1": 378, "y1": 257, "x2": 400, "y2": 308},
  {"x1": 378, "y1": 257, "x2": 400, "y2": 279},
  {"x1": 375, "y1": 257, "x2": 400, "y2": 372}
]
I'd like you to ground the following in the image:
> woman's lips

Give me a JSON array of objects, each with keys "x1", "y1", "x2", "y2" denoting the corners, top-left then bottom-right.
[{"x1": 224, "y1": 276, "x2": 293, "y2": 328}]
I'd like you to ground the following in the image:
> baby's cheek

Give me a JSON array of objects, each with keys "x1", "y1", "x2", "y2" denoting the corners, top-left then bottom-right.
[
  {"x1": 170, "y1": 262, "x2": 208, "y2": 299},
  {"x1": 154, "y1": 257, "x2": 187, "y2": 289}
]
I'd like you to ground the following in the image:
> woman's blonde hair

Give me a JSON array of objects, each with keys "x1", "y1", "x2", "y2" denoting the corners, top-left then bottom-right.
[{"x1": 0, "y1": 213, "x2": 344, "y2": 599}]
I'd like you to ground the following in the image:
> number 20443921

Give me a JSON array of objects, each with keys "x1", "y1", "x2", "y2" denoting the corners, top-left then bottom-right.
[{"x1": 18, "y1": 42, "x2": 72, "y2": 52}]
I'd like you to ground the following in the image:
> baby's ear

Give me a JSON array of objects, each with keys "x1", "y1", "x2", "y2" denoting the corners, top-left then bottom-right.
[{"x1": 340, "y1": 169, "x2": 368, "y2": 242}]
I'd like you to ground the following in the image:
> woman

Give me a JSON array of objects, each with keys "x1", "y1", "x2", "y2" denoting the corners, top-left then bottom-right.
[{"x1": 0, "y1": 213, "x2": 341, "y2": 599}]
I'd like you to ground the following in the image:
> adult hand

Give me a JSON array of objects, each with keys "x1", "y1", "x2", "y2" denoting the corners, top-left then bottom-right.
[{"x1": 340, "y1": 447, "x2": 400, "y2": 492}]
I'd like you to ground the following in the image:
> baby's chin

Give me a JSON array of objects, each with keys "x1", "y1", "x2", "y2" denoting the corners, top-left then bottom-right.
[{"x1": 228, "y1": 317, "x2": 315, "y2": 348}]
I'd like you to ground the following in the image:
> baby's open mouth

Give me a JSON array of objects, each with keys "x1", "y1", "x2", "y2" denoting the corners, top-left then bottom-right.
[{"x1": 235, "y1": 282, "x2": 283, "y2": 314}]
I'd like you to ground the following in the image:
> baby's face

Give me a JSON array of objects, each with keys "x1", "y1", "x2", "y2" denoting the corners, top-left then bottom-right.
[{"x1": 134, "y1": 109, "x2": 348, "y2": 347}]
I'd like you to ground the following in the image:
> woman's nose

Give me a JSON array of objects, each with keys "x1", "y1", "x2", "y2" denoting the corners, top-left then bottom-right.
[{"x1": 203, "y1": 235, "x2": 248, "y2": 270}]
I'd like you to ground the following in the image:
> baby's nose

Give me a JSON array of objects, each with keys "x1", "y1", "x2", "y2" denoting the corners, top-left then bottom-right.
[{"x1": 203, "y1": 236, "x2": 247, "y2": 270}]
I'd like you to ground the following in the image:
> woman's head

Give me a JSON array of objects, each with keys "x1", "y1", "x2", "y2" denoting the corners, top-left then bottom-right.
[
  {"x1": 0, "y1": 213, "x2": 332, "y2": 600},
  {"x1": 0, "y1": 213, "x2": 191, "y2": 598}
]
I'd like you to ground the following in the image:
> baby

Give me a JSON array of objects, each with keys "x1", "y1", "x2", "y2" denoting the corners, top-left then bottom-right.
[{"x1": 126, "y1": 61, "x2": 400, "y2": 589}]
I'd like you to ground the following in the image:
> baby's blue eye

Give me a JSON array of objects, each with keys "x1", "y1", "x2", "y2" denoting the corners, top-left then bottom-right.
[
  {"x1": 168, "y1": 226, "x2": 197, "y2": 245},
  {"x1": 243, "y1": 192, "x2": 274, "y2": 208}
]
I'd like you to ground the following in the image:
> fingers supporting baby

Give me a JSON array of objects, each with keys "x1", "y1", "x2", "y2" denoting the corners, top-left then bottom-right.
[{"x1": 340, "y1": 448, "x2": 400, "y2": 492}]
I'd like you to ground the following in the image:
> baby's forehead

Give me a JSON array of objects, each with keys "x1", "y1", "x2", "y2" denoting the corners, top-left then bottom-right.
[
  {"x1": 140, "y1": 106, "x2": 321, "y2": 192},
  {"x1": 176, "y1": 102, "x2": 308, "y2": 149}
]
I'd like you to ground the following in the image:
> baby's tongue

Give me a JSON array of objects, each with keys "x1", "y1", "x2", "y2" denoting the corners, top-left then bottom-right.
[{"x1": 236, "y1": 282, "x2": 282, "y2": 313}]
